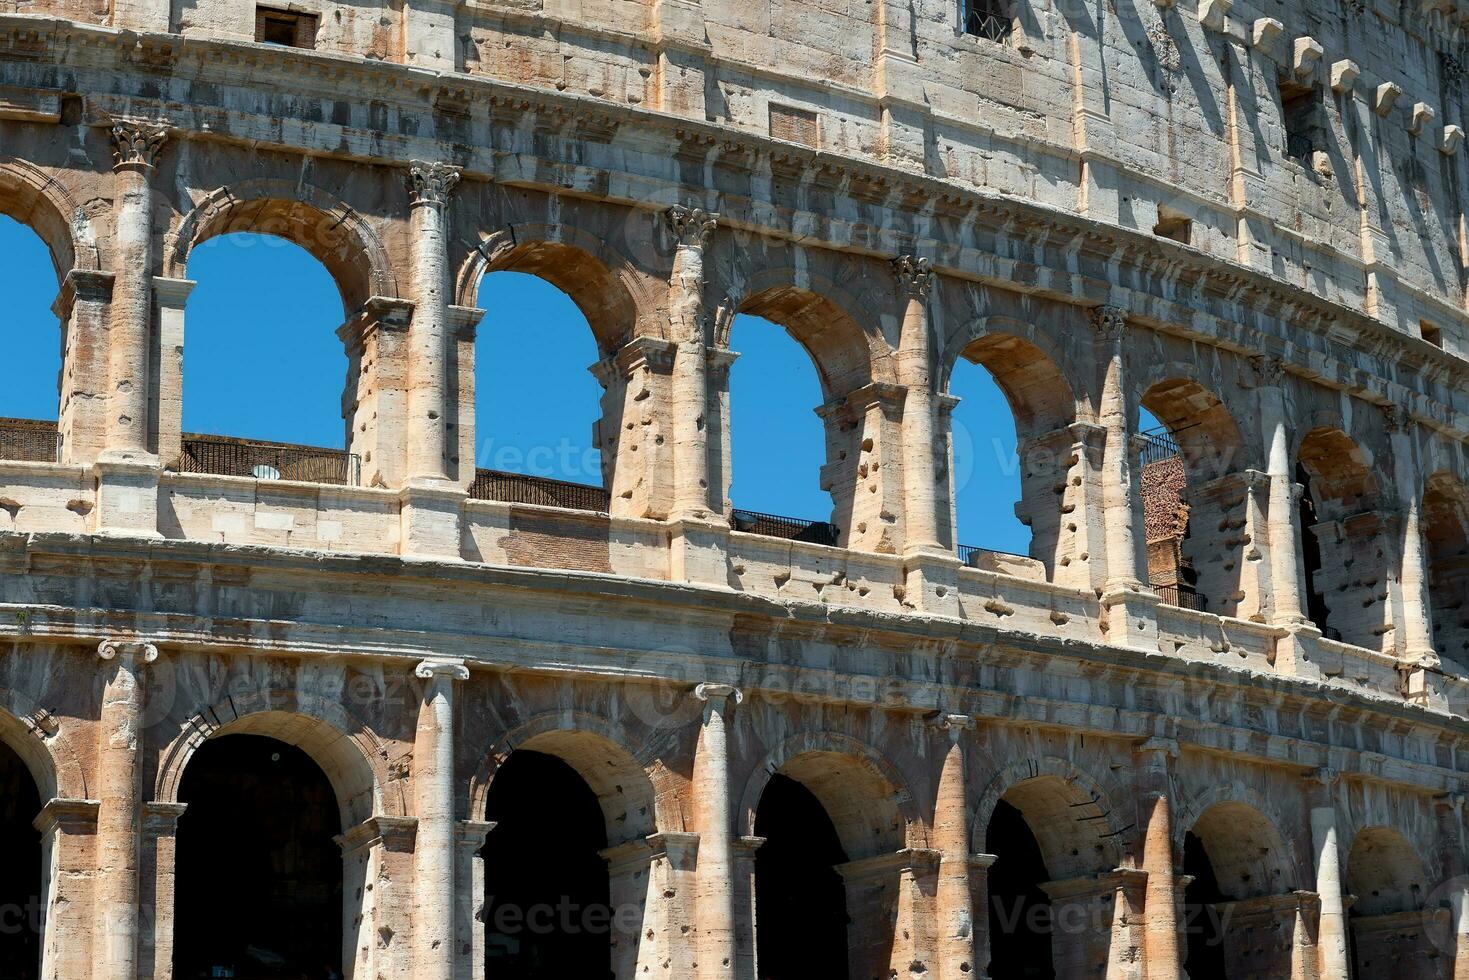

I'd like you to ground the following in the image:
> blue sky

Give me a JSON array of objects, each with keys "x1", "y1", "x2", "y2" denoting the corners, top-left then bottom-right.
[{"x1": 1, "y1": 219, "x2": 1032, "y2": 554}]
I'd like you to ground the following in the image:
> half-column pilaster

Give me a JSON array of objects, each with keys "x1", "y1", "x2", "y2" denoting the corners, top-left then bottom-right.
[
  {"x1": 1386, "y1": 404, "x2": 1441, "y2": 704},
  {"x1": 1306, "y1": 768, "x2": 1349, "y2": 980},
  {"x1": 413, "y1": 658, "x2": 470, "y2": 980},
  {"x1": 1133, "y1": 738, "x2": 1181, "y2": 980},
  {"x1": 404, "y1": 161, "x2": 462, "y2": 487},
  {"x1": 692, "y1": 682, "x2": 741, "y2": 979},
  {"x1": 933, "y1": 715, "x2": 977, "y2": 980},
  {"x1": 665, "y1": 205, "x2": 719, "y2": 522}
]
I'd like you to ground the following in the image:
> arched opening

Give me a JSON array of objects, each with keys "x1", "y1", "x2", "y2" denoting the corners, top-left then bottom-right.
[
  {"x1": 470, "y1": 270, "x2": 607, "y2": 509},
  {"x1": 980, "y1": 774, "x2": 1116, "y2": 978},
  {"x1": 1423, "y1": 474, "x2": 1469, "y2": 672},
  {"x1": 753, "y1": 772, "x2": 851, "y2": 978},
  {"x1": 984, "y1": 799, "x2": 1054, "y2": 979},
  {"x1": 482, "y1": 750, "x2": 613, "y2": 978},
  {"x1": 1344, "y1": 827, "x2": 1433, "y2": 976},
  {"x1": 1297, "y1": 428, "x2": 1386, "y2": 646},
  {"x1": 1138, "y1": 379, "x2": 1246, "y2": 616},
  {"x1": 727, "y1": 313, "x2": 833, "y2": 543},
  {"x1": 1182, "y1": 801, "x2": 1296, "y2": 978},
  {"x1": 173, "y1": 734, "x2": 343, "y2": 979},
  {"x1": 181, "y1": 232, "x2": 354, "y2": 485},
  {"x1": 0, "y1": 737, "x2": 42, "y2": 979},
  {"x1": 0, "y1": 215, "x2": 64, "y2": 464},
  {"x1": 949, "y1": 332, "x2": 1077, "y2": 583}
]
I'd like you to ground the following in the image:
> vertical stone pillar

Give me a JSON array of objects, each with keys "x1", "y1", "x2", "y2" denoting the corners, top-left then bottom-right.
[
  {"x1": 94, "y1": 639, "x2": 158, "y2": 980},
  {"x1": 341, "y1": 297, "x2": 417, "y2": 490},
  {"x1": 413, "y1": 658, "x2": 470, "y2": 980},
  {"x1": 1386, "y1": 404, "x2": 1441, "y2": 702},
  {"x1": 54, "y1": 269, "x2": 116, "y2": 466},
  {"x1": 151, "y1": 277, "x2": 196, "y2": 468},
  {"x1": 693, "y1": 682, "x2": 741, "y2": 979},
  {"x1": 933, "y1": 715, "x2": 977, "y2": 980},
  {"x1": 1133, "y1": 738, "x2": 1181, "y2": 980},
  {"x1": 1254, "y1": 357, "x2": 1310, "y2": 628},
  {"x1": 404, "y1": 161, "x2": 463, "y2": 486},
  {"x1": 1433, "y1": 794, "x2": 1469, "y2": 980},
  {"x1": 34, "y1": 799, "x2": 101, "y2": 980},
  {"x1": 969, "y1": 853, "x2": 997, "y2": 980},
  {"x1": 665, "y1": 206, "x2": 719, "y2": 521},
  {"x1": 453, "y1": 819, "x2": 494, "y2": 980},
  {"x1": 894, "y1": 255, "x2": 944, "y2": 555},
  {"x1": 1305, "y1": 768, "x2": 1349, "y2": 980},
  {"x1": 338, "y1": 816, "x2": 418, "y2": 980},
  {"x1": 139, "y1": 801, "x2": 187, "y2": 980},
  {"x1": 732, "y1": 836, "x2": 765, "y2": 980},
  {"x1": 103, "y1": 122, "x2": 166, "y2": 462},
  {"x1": 1091, "y1": 305, "x2": 1157, "y2": 647},
  {"x1": 402, "y1": 0, "x2": 459, "y2": 70}
]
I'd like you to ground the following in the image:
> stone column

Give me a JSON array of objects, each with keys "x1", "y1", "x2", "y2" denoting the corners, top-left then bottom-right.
[
  {"x1": 413, "y1": 658, "x2": 470, "y2": 980},
  {"x1": 732, "y1": 836, "x2": 765, "y2": 980},
  {"x1": 1254, "y1": 357, "x2": 1310, "y2": 627},
  {"x1": 1305, "y1": 768, "x2": 1350, "y2": 980},
  {"x1": 1386, "y1": 404, "x2": 1441, "y2": 701},
  {"x1": 1433, "y1": 794, "x2": 1469, "y2": 980},
  {"x1": 338, "y1": 816, "x2": 418, "y2": 980},
  {"x1": 95, "y1": 639, "x2": 158, "y2": 980},
  {"x1": 454, "y1": 819, "x2": 494, "y2": 980},
  {"x1": 151, "y1": 277, "x2": 196, "y2": 468},
  {"x1": 693, "y1": 682, "x2": 741, "y2": 979},
  {"x1": 404, "y1": 161, "x2": 463, "y2": 486},
  {"x1": 894, "y1": 255, "x2": 944, "y2": 556},
  {"x1": 139, "y1": 801, "x2": 187, "y2": 980},
  {"x1": 969, "y1": 853, "x2": 997, "y2": 980},
  {"x1": 34, "y1": 799, "x2": 101, "y2": 980},
  {"x1": 103, "y1": 121, "x2": 166, "y2": 462},
  {"x1": 54, "y1": 269, "x2": 116, "y2": 465},
  {"x1": 665, "y1": 205, "x2": 719, "y2": 521},
  {"x1": 933, "y1": 715, "x2": 977, "y2": 980},
  {"x1": 1133, "y1": 738, "x2": 1181, "y2": 980}
]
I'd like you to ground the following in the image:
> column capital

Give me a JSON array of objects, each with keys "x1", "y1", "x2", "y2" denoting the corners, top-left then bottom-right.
[
  {"x1": 1250, "y1": 354, "x2": 1290, "y2": 388},
  {"x1": 936, "y1": 713, "x2": 974, "y2": 740},
  {"x1": 406, "y1": 160, "x2": 462, "y2": 208},
  {"x1": 1089, "y1": 304, "x2": 1128, "y2": 340},
  {"x1": 108, "y1": 120, "x2": 168, "y2": 172},
  {"x1": 1306, "y1": 766, "x2": 1341, "y2": 789},
  {"x1": 892, "y1": 254, "x2": 934, "y2": 300},
  {"x1": 665, "y1": 205, "x2": 718, "y2": 248},
  {"x1": 97, "y1": 639, "x2": 158, "y2": 664},
  {"x1": 694, "y1": 681, "x2": 743, "y2": 706},
  {"x1": 1133, "y1": 735, "x2": 1180, "y2": 759},
  {"x1": 1383, "y1": 402, "x2": 1414, "y2": 433},
  {"x1": 415, "y1": 658, "x2": 470, "y2": 681}
]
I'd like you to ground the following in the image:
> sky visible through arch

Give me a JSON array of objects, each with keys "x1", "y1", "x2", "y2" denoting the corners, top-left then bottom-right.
[{"x1": 1, "y1": 220, "x2": 1033, "y2": 555}]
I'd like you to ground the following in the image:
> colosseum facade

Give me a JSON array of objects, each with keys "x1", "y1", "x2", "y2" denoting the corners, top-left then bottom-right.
[{"x1": 0, "y1": 0, "x2": 1468, "y2": 978}]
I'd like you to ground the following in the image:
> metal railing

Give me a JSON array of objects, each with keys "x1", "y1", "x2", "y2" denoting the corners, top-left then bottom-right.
[
  {"x1": 964, "y1": 2, "x2": 1012, "y2": 42},
  {"x1": 729, "y1": 509, "x2": 840, "y2": 547},
  {"x1": 958, "y1": 543, "x2": 1032, "y2": 568},
  {"x1": 1139, "y1": 428, "x2": 1180, "y2": 467},
  {"x1": 469, "y1": 470, "x2": 610, "y2": 513},
  {"x1": 180, "y1": 435, "x2": 360, "y2": 486},
  {"x1": 1151, "y1": 582, "x2": 1207, "y2": 612},
  {"x1": 0, "y1": 418, "x2": 60, "y2": 464}
]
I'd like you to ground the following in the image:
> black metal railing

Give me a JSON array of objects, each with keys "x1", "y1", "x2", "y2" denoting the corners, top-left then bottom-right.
[
  {"x1": 729, "y1": 509, "x2": 840, "y2": 547},
  {"x1": 0, "y1": 418, "x2": 60, "y2": 464},
  {"x1": 1139, "y1": 428, "x2": 1180, "y2": 467},
  {"x1": 469, "y1": 470, "x2": 610, "y2": 513},
  {"x1": 180, "y1": 435, "x2": 360, "y2": 486},
  {"x1": 958, "y1": 543, "x2": 1032, "y2": 568},
  {"x1": 1286, "y1": 132, "x2": 1315, "y2": 163},
  {"x1": 1151, "y1": 582, "x2": 1207, "y2": 612},
  {"x1": 963, "y1": 2, "x2": 1012, "y2": 42}
]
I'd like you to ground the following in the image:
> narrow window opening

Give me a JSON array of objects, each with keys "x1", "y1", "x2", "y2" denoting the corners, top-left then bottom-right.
[
  {"x1": 256, "y1": 7, "x2": 318, "y2": 48},
  {"x1": 1421, "y1": 319, "x2": 1444, "y2": 347},
  {"x1": 1279, "y1": 79, "x2": 1324, "y2": 163},
  {"x1": 1153, "y1": 207, "x2": 1192, "y2": 245},
  {"x1": 963, "y1": 0, "x2": 1014, "y2": 43}
]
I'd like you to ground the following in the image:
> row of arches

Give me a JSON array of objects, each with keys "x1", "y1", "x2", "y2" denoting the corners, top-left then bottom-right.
[{"x1": 0, "y1": 705, "x2": 1455, "y2": 979}]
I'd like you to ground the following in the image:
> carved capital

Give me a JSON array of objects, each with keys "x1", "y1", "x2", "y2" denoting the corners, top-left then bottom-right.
[
  {"x1": 665, "y1": 205, "x2": 718, "y2": 248},
  {"x1": 892, "y1": 254, "x2": 934, "y2": 300},
  {"x1": 937, "y1": 713, "x2": 974, "y2": 741},
  {"x1": 415, "y1": 658, "x2": 470, "y2": 681},
  {"x1": 1089, "y1": 304, "x2": 1128, "y2": 341},
  {"x1": 1307, "y1": 766, "x2": 1340, "y2": 789},
  {"x1": 108, "y1": 121, "x2": 168, "y2": 171},
  {"x1": 406, "y1": 161, "x2": 462, "y2": 209},
  {"x1": 694, "y1": 682, "x2": 743, "y2": 706},
  {"x1": 1251, "y1": 354, "x2": 1288, "y2": 388},
  {"x1": 97, "y1": 639, "x2": 159, "y2": 664},
  {"x1": 1383, "y1": 403, "x2": 1413, "y2": 433}
]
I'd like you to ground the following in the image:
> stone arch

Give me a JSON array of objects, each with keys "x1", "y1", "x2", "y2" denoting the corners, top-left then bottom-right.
[
  {"x1": 738, "y1": 731, "x2": 921, "y2": 861},
  {"x1": 972, "y1": 756, "x2": 1127, "y2": 878},
  {"x1": 1297, "y1": 425, "x2": 1381, "y2": 520},
  {"x1": 1177, "y1": 789, "x2": 1299, "y2": 899},
  {"x1": 724, "y1": 268, "x2": 895, "y2": 401},
  {"x1": 1423, "y1": 471, "x2": 1469, "y2": 668},
  {"x1": 155, "y1": 692, "x2": 395, "y2": 829},
  {"x1": 0, "y1": 698, "x2": 63, "y2": 804},
  {"x1": 456, "y1": 224, "x2": 647, "y2": 355},
  {"x1": 0, "y1": 159, "x2": 96, "y2": 283},
  {"x1": 165, "y1": 179, "x2": 396, "y2": 314},
  {"x1": 1344, "y1": 825, "x2": 1428, "y2": 916},
  {"x1": 1137, "y1": 372, "x2": 1247, "y2": 480},
  {"x1": 470, "y1": 710, "x2": 665, "y2": 846},
  {"x1": 940, "y1": 315, "x2": 1083, "y2": 438}
]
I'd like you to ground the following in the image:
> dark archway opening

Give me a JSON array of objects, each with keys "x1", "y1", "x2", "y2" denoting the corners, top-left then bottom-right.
[
  {"x1": 0, "y1": 740, "x2": 42, "y2": 980},
  {"x1": 985, "y1": 798, "x2": 1054, "y2": 979},
  {"x1": 1296, "y1": 462, "x2": 1331, "y2": 635},
  {"x1": 752, "y1": 772, "x2": 850, "y2": 979},
  {"x1": 174, "y1": 735, "x2": 343, "y2": 980},
  {"x1": 482, "y1": 750, "x2": 613, "y2": 979},
  {"x1": 1180, "y1": 831, "x2": 1228, "y2": 980}
]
